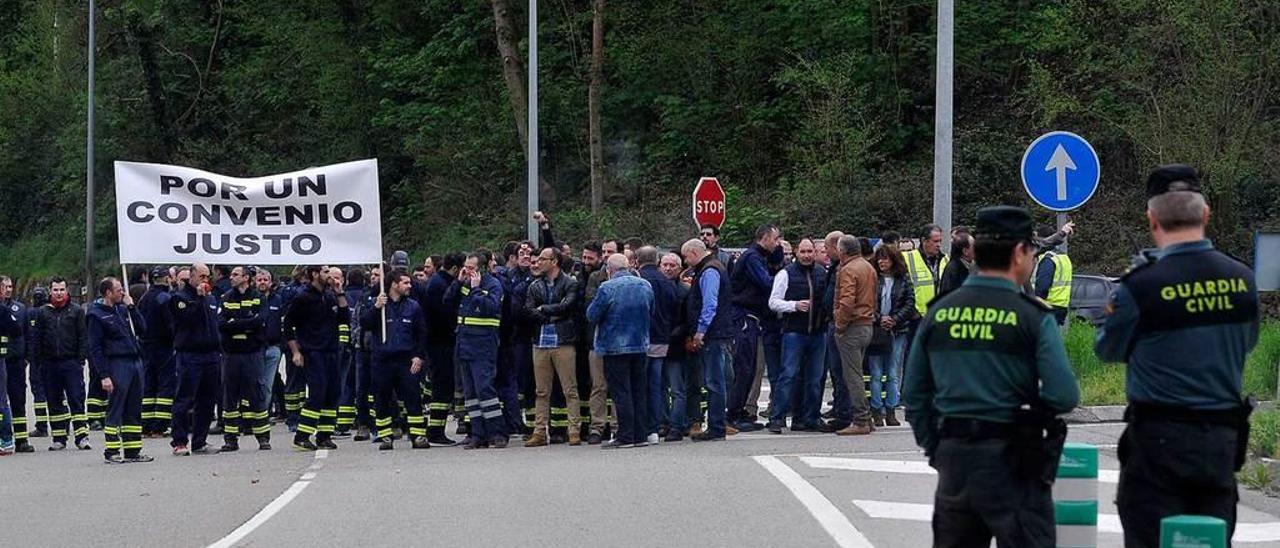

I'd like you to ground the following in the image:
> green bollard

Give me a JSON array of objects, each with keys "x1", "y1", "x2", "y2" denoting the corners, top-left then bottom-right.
[
  {"x1": 1160, "y1": 515, "x2": 1227, "y2": 548},
  {"x1": 1054, "y1": 442, "x2": 1099, "y2": 548}
]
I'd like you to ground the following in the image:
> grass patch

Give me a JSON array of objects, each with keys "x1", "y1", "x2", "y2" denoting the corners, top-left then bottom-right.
[
  {"x1": 1063, "y1": 321, "x2": 1128, "y2": 406},
  {"x1": 1250, "y1": 408, "x2": 1280, "y2": 459},
  {"x1": 1065, "y1": 320, "x2": 1280, "y2": 406}
]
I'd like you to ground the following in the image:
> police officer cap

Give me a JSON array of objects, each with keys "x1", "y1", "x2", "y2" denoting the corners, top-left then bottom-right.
[
  {"x1": 974, "y1": 206, "x2": 1035, "y2": 242},
  {"x1": 150, "y1": 266, "x2": 170, "y2": 280},
  {"x1": 1146, "y1": 164, "x2": 1202, "y2": 198}
]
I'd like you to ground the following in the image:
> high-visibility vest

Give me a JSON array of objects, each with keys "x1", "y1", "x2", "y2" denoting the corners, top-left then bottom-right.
[
  {"x1": 1044, "y1": 252, "x2": 1073, "y2": 308},
  {"x1": 903, "y1": 249, "x2": 949, "y2": 316}
]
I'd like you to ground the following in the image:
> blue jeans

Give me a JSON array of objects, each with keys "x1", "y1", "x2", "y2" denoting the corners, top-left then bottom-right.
[
  {"x1": 777, "y1": 331, "x2": 827, "y2": 427},
  {"x1": 700, "y1": 340, "x2": 733, "y2": 438},
  {"x1": 729, "y1": 313, "x2": 759, "y2": 423},
  {"x1": 603, "y1": 353, "x2": 648, "y2": 445},
  {"x1": 867, "y1": 333, "x2": 906, "y2": 413},
  {"x1": 0, "y1": 360, "x2": 11, "y2": 445},
  {"x1": 663, "y1": 357, "x2": 687, "y2": 432},
  {"x1": 260, "y1": 346, "x2": 281, "y2": 417},
  {"x1": 646, "y1": 357, "x2": 666, "y2": 435},
  {"x1": 826, "y1": 326, "x2": 851, "y2": 423}
]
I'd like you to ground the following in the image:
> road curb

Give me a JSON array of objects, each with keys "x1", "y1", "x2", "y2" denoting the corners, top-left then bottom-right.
[
  {"x1": 1068, "y1": 401, "x2": 1275, "y2": 424},
  {"x1": 1065, "y1": 406, "x2": 1125, "y2": 424}
]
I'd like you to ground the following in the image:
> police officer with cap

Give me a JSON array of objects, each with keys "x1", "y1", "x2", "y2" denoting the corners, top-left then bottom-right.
[
  {"x1": 1096, "y1": 164, "x2": 1259, "y2": 547},
  {"x1": 903, "y1": 205, "x2": 1080, "y2": 547}
]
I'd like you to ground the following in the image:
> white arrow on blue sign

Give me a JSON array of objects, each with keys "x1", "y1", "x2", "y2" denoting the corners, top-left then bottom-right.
[{"x1": 1020, "y1": 131, "x2": 1100, "y2": 212}]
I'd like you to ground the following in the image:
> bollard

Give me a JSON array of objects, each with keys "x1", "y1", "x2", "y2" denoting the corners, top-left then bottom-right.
[
  {"x1": 1054, "y1": 442, "x2": 1099, "y2": 548},
  {"x1": 1160, "y1": 515, "x2": 1227, "y2": 548}
]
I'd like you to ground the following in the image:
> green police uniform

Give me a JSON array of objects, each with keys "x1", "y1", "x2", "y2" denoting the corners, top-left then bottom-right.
[
  {"x1": 904, "y1": 206, "x2": 1080, "y2": 548},
  {"x1": 1095, "y1": 165, "x2": 1260, "y2": 548}
]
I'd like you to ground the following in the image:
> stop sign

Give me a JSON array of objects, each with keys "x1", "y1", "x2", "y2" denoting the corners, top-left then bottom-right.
[{"x1": 692, "y1": 176, "x2": 726, "y2": 229}]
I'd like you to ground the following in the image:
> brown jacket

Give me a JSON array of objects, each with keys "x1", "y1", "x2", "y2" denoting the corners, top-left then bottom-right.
[{"x1": 834, "y1": 255, "x2": 877, "y2": 331}]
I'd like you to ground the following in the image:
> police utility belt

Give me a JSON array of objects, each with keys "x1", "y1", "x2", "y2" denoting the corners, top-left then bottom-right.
[
  {"x1": 1125, "y1": 399, "x2": 1254, "y2": 471},
  {"x1": 938, "y1": 408, "x2": 1068, "y2": 485},
  {"x1": 939, "y1": 417, "x2": 1014, "y2": 439}
]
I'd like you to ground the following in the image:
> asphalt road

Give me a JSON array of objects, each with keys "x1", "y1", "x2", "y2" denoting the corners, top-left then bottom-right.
[{"x1": 5, "y1": 418, "x2": 1280, "y2": 548}]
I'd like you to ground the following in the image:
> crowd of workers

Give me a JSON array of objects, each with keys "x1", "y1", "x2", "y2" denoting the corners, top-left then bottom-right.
[
  {"x1": 0, "y1": 163, "x2": 1261, "y2": 547},
  {"x1": 0, "y1": 209, "x2": 1076, "y2": 459}
]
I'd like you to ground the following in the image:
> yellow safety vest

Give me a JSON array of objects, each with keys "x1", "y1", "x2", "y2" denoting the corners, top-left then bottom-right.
[
  {"x1": 903, "y1": 249, "x2": 949, "y2": 316},
  {"x1": 1044, "y1": 252, "x2": 1073, "y2": 308}
]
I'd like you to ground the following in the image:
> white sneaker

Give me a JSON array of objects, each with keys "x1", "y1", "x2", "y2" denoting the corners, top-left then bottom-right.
[{"x1": 646, "y1": 433, "x2": 659, "y2": 445}]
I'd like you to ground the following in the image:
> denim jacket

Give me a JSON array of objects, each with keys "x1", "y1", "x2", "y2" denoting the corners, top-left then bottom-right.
[{"x1": 586, "y1": 272, "x2": 654, "y2": 356}]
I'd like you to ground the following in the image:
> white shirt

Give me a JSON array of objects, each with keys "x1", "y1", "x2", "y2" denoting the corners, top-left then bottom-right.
[
  {"x1": 879, "y1": 275, "x2": 894, "y2": 315},
  {"x1": 769, "y1": 268, "x2": 797, "y2": 315}
]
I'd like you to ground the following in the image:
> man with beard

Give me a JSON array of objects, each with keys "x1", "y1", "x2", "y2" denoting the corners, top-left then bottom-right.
[{"x1": 284, "y1": 266, "x2": 350, "y2": 451}]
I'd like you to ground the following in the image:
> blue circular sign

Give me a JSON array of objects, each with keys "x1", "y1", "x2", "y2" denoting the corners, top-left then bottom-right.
[{"x1": 1020, "y1": 131, "x2": 1100, "y2": 212}]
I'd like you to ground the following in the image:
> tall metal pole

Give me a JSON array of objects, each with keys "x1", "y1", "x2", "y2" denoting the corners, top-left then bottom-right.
[
  {"x1": 932, "y1": 0, "x2": 953, "y2": 241},
  {"x1": 526, "y1": 0, "x2": 539, "y2": 242},
  {"x1": 85, "y1": 0, "x2": 96, "y2": 291},
  {"x1": 1056, "y1": 212, "x2": 1069, "y2": 254}
]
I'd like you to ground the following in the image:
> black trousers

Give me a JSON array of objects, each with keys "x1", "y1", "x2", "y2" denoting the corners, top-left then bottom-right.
[
  {"x1": 426, "y1": 342, "x2": 455, "y2": 437},
  {"x1": 931, "y1": 436, "x2": 1054, "y2": 548},
  {"x1": 6, "y1": 357, "x2": 29, "y2": 442},
  {"x1": 222, "y1": 352, "x2": 269, "y2": 442},
  {"x1": 86, "y1": 366, "x2": 109, "y2": 423},
  {"x1": 371, "y1": 355, "x2": 425, "y2": 441},
  {"x1": 44, "y1": 358, "x2": 88, "y2": 443},
  {"x1": 171, "y1": 352, "x2": 220, "y2": 449},
  {"x1": 141, "y1": 343, "x2": 176, "y2": 434},
  {"x1": 1117, "y1": 419, "x2": 1239, "y2": 548},
  {"x1": 296, "y1": 350, "x2": 340, "y2": 442},
  {"x1": 103, "y1": 356, "x2": 144, "y2": 458}
]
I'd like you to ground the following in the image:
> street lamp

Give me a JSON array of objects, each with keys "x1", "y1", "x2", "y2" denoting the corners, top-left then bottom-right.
[
  {"x1": 526, "y1": 0, "x2": 538, "y2": 242},
  {"x1": 86, "y1": 0, "x2": 96, "y2": 292}
]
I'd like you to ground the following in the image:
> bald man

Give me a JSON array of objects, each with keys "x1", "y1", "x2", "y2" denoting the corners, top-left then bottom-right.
[{"x1": 169, "y1": 263, "x2": 223, "y2": 455}]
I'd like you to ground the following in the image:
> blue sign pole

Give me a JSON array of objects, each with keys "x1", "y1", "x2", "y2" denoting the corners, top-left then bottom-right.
[{"x1": 1020, "y1": 131, "x2": 1101, "y2": 212}]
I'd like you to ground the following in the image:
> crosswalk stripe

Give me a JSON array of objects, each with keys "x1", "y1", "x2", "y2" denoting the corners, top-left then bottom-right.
[
  {"x1": 850, "y1": 500, "x2": 1280, "y2": 543},
  {"x1": 754, "y1": 456, "x2": 875, "y2": 548},
  {"x1": 802, "y1": 456, "x2": 1119, "y2": 484}
]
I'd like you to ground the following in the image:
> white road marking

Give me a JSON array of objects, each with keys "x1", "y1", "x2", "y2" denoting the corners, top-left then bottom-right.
[
  {"x1": 760, "y1": 450, "x2": 925, "y2": 458},
  {"x1": 803, "y1": 456, "x2": 1119, "y2": 484},
  {"x1": 207, "y1": 451, "x2": 325, "y2": 548},
  {"x1": 207, "y1": 481, "x2": 311, "y2": 548},
  {"x1": 753, "y1": 455, "x2": 875, "y2": 548},
  {"x1": 850, "y1": 500, "x2": 1280, "y2": 543},
  {"x1": 802, "y1": 457, "x2": 935, "y2": 475}
]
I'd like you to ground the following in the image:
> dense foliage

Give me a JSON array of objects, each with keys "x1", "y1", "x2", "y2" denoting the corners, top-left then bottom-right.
[{"x1": 0, "y1": 0, "x2": 1276, "y2": 286}]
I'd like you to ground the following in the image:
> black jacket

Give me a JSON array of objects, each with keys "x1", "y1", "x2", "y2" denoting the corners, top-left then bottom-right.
[
  {"x1": 417, "y1": 271, "x2": 458, "y2": 346},
  {"x1": 285, "y1": 284, "x2": 349, "y2": 352},
  {"x1": 874, "y1": 274, "x2": 916, "y2": 334},
  {"x1": 938, "y1": 258, "x2": 970, "y2": 297},
  {"x1": 138, "y1": 285, "x2": 174, "y2": 346},
  {"x1": 86, "y1": 301, "x2": 146, "y2": 378},
  {"x1": 667, "y1": 281, "x2": 692, "y2": 360},
  {"x1": 170, "y1": 282, "x2": 221, "y2": 353},
  {"x1": 219, "y1": 286, "x2": 265, "y2": 353},
  {"x1": 0, "y1": 301, "x2": 21, "y2": 360},
  {"x1": 30, "y1": 302, "x2": 87, "y2": 363},
  {"x1": 359, "y1": 295, "x2": 428, "y2": 359},
  {"x1": 524, "y1": 271, "x2": 580, "y2": 345},
  {"x1": 1, "y1": 298, "x2": 27, "y2": 359},
  {"x1": 638, "y1": 265, "x2": 678, "y2": 345}
]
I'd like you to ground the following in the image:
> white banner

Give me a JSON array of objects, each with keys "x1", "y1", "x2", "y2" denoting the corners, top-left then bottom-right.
[{"x1": 114, "y1": 159, "x2": 382, "y2": 265}]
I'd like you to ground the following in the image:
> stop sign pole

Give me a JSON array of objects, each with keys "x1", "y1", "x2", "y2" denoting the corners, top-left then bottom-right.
[{"x1": 692, "y1": 176, "x2": 726, "y2": 229}]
